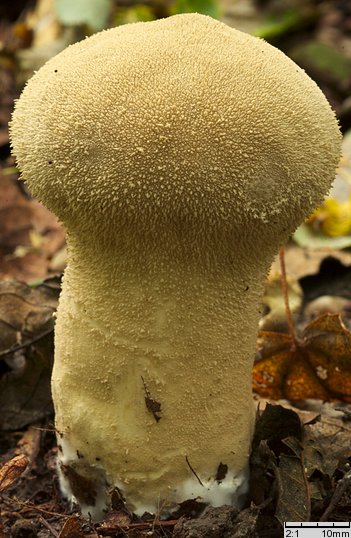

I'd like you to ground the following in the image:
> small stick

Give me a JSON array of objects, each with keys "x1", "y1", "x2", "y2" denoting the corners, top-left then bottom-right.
[
  {"x1": 10, "y1": 499, "x2": 70, "y2": 519},
  {"x1": 279, "y1": 247, "x2": 299, "y2": 349},
  {"x1": 185, "y1": 456, "x2": 204, "y2": 487},
  {"x1": 39, "y1": 516, "x2": 59, "y2": 538},
  {"x1": 0, "y1": 328, "x2": 54, "y2": 358}
]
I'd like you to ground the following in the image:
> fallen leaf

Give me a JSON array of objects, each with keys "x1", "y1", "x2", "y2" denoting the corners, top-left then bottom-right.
[
  {"x1": 307, "y1": 196, "x2": 351, "y2": 237},
  {"x1": 0, "y1": 277, "x2": 60, "y2": 429},
  {"x1": 58, "y1": 516, "x2": 84, "y2": 538},
  {"x1": 274, "y1": 450, "x2": 310, "y2": 524},
  {"x1": 173, "y1": 505, "x2": 241, "y2": 538},
  {"x1": 0, "y1": 454, "x2": 29, "y2": 492},
  {"x1": 293, "y1": 223, "x2": 351, "y2": 250},
  {"x1": 252, "y1": 404, "x2": 303, "y2": 453},
  {"x1": 15, "y1": 425, "x2": 41, "y2": 464},
  {"x1": 0, "y1": 167, "x2": 65, "y2": 281},
  {"x1": 304, "y1": 295, "x2": 351, "y2": 322},
  {"x1": 249, "y1": 404, "x2": 302, "y2": 505},
  {"x1": 253, "y1": 313, "x2": 351, "y2": 403},
  {"x1": 98, "y1": 509, "x2": 131, "y2": 531},
  {"x1": 275, "y1": 437, "x2": 311, "y2": 522},
  {"x1": 0, "y1": 278, "x2": 59, "y2": 355}
]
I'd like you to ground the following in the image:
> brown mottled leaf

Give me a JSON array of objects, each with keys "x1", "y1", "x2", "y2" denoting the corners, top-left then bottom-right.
[
  {"x1": 0, "y1": 454, "x2": 29, "y2": 492},
  {"x1": 253, "y1": 313, "x2": 351, "y2": 403},
  {"x1": 275, "y1": 451, "x2": 310, "y2": 524},
  {"x1": 0, "y1": 168, "x2": 65, "y2": 281},
  {"x1": 251, "y1": 404, "x2": 303, "y2": 453},
  {"x1": 173, "y1": 506, "x2": 240, "y2": 538},
  {"x1": 249, "y1": 404, "x2": 302, "y2": 505},
  {"x1": 99, "y1": 510, "x2": 131, "y2": 531},
  {"x1": 58, "y1": 516, "x2": 84, "y2": 538},
  {"x1": 0, "y1": 277, "x2": 60, "y2": 429}
]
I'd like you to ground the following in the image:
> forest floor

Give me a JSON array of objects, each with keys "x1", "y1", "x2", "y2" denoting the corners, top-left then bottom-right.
[{"x1": 1, "y1": 0, "x2": 351, "y2": 536}]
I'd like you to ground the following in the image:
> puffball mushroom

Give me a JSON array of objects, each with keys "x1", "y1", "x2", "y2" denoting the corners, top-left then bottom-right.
[{"x1": 10, "y1": 13, "x2": 341, "y2": 519}]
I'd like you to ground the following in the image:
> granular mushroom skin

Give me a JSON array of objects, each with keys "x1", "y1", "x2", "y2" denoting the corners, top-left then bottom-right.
[{"x1": 10, "y1": 13, "x2": 341, "y2": 519}]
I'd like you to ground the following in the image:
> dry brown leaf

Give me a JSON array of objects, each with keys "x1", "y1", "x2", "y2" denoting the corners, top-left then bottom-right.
[
  {"x1": 253, "y1": 313, "x2": 351, "y2": 402},
  {"x1": 15, "y1": 425, "x2": 41, "y2": 467},
  {"x1": 98, "y1": 510, "x2": 131, "y2": 531},
  {"x1": 58, "y1": 516, "x2": 84, "y2": 538},
  {"x1": 0, "y1": 168, "x2": 65, "y2": 281},
  {"x1": 0, "y1": 278, "x2": 58, "y2": 354},
  {"x1": 0, "y1": 277, "x2": 60, "y2": 429},
  {"x1": 0, "y1": 454, "x2": 29, "y2": 492}
]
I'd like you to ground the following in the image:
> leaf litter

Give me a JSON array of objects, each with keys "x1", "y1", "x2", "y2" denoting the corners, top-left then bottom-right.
[
  {"x1": 0, "y1": 276, "x2": 60, "y2": 430},
  {"x1": 1, "y1": 256, "x2": 351, "y2": 535},
  {"x1": 0, "y1": 165, "x2": 65, "y2": 281},
  {"x1": 2, "y1": 1, "x2": 351, "y2": 535}
]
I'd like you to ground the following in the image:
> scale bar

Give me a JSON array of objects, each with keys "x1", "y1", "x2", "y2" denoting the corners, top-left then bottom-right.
[{"x1": 284, "y1": 521, "x2": 351, "y2": 529}]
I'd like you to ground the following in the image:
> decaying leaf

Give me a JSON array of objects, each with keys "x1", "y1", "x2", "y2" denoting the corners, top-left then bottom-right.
[
  {"x1": 274, "y1": 436, "x2": 310, "y2": 523},
  {"x1": 250, "y1": 404, "x2": 302, "y2": 506},
  {"x1": 0, "y1": 277, "x2": 60, "y2": 429},
  {"x1": 173, "y1": 505, "x2": 241, "y2": 538},
  {"x1": 0, "y1": 168, "x2": 65, "y2": 281},
  {"x1": 0, "y1": 454, "x2": 29, "y2": 492},
  {"x1": 98, "y1": 510, "x2": 131, "y2": 532},
  {"x1": 249, "y1": 399, "x2": 351, "y2": 523},
  {"x1": 58, "y1": 516, "x2": 84, "y2": 538},
  {"x1": 304, "y1": 295, "x2": 351, "y2": 322},
  {"x1": 253, "y1": 313, "x2": 351, "y2": 403},
  {"x1": 275, "y1": 451, "x2": 310, "y2": 524}
]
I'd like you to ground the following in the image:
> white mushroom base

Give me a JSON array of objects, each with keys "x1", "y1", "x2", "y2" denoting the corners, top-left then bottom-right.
[{"x1": 57, "y1": 436, "x2": 249, "y2": 520}]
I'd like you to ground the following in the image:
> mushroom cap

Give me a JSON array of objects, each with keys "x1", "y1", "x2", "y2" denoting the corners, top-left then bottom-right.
[{"x1": 11, "y1": 13, "x2": 341, "y2": 240}]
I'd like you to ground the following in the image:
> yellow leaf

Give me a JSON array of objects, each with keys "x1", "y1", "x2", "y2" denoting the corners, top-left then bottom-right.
[{"x1": 307, "y1": 196, "x2": 351, "y2": 237}]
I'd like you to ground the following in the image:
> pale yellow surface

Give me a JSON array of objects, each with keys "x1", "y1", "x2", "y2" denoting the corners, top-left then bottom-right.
[{"x1": 10, "y1": 13, "x2": 341, "y2": 517}]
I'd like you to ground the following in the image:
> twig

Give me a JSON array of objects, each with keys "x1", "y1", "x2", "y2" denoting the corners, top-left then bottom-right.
[
  {"x1": 98, "y1": 519, "x2": 178, "y2": 531},
  {"x1": 10, "y1": 499, "x2": 70, "y2": 519},
  {"x1": 279, "y1": 247, "x2": 298, "y2": 349},
  {"x1": 0, "y1": 327, "x2": 54, "y2": 358},
  {"x1": 39, "y1": 516, "x2": 59, "y2": 538},
  {"x1": 320, "y1": 468, "x2": 351, "y2": 521},
  {"x1": 185, "y1": 456, "x2": 204, "y2": 487}
]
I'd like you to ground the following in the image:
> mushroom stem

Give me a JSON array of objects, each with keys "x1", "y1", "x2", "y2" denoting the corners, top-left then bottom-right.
[
  {"x1": 53, "y1": 229, "x2": 268, "y2": 510},
  {"x1": 54, "y1": 230, "x2": 266, "y2": 516}
]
